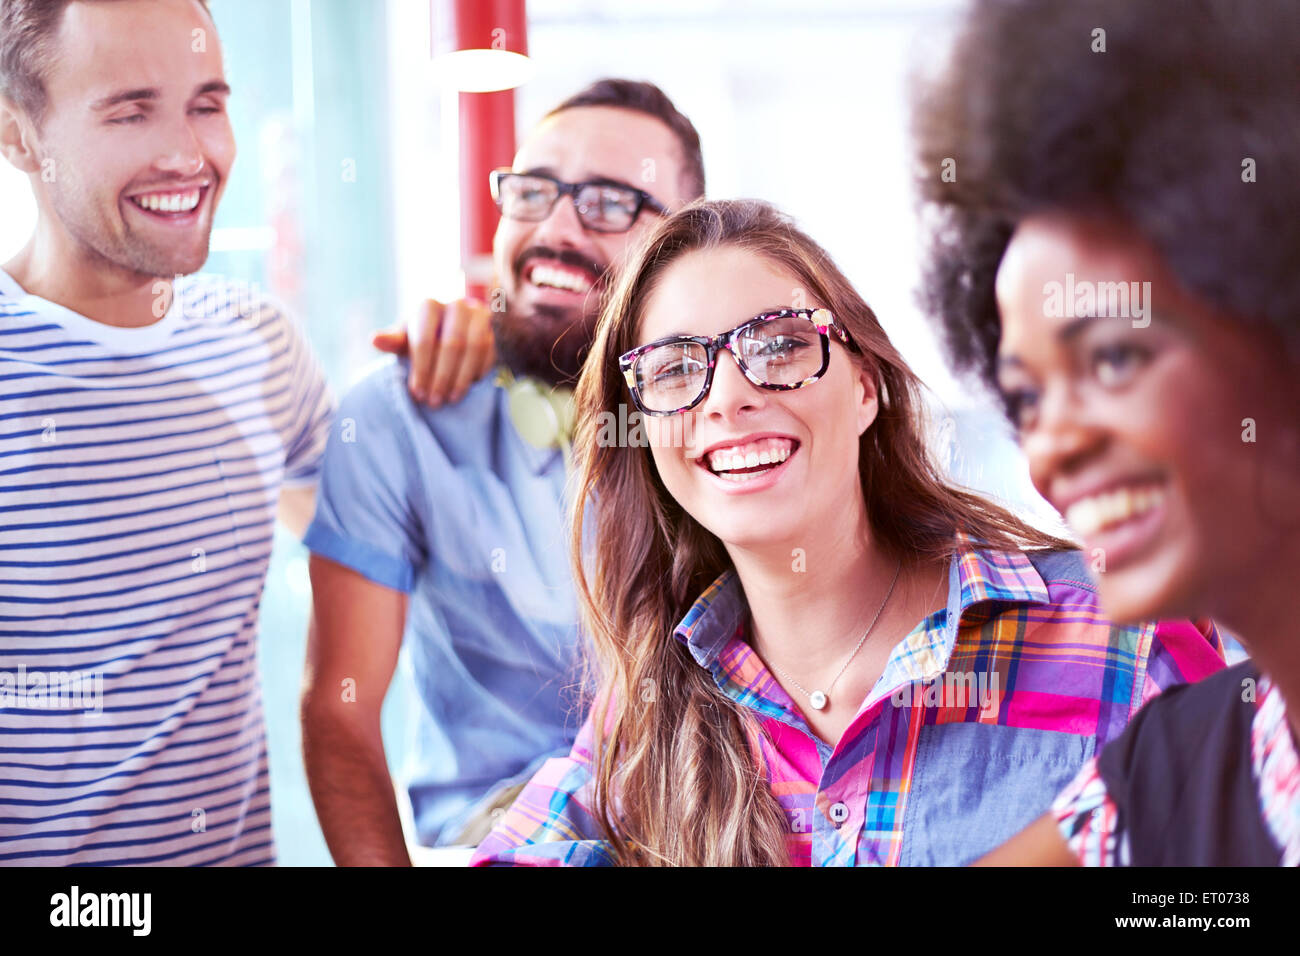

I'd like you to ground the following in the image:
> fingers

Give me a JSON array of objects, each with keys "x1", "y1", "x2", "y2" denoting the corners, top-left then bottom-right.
[
  {"x1": 406, "y1": 299, "x2": 444, "y2": 403},
  {"x1": 430, "y1": 298, "x2": 494, "y2": 406},
  {"x1": 371, "y1": 326, "x2": 408, "y2": 355},
  {"x1": 400, "y1": 298, "x2": 496, "y2": 407},
  {"x1": 475, "y1": 313, "x2": 497, "y2": 382},
  {"x1": 451, "y1": 299, "x2": 496, "y2": 405},
  {"x1": 461, "y1": 297, "x2": 496, "y2": 398}
]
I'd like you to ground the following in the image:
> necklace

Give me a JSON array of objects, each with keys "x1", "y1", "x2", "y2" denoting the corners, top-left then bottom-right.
[{"x1": 762, "y1": 560, "x2": 902, "y2": 712}]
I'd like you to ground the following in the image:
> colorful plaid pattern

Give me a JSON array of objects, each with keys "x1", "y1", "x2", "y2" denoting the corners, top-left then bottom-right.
[
  {"x1": 1058, "y1": 673, "x2": 1300, "y2": 866},
  {"x1": 473, "y1": 546, "x2": 1224, "y2": 866},
  {"x1": 1052, "y1": 757, "x2": 1128, "y2": 866},
  {"x1": 1254, "y1": 677, "x2": 1300, "y2": 866}
]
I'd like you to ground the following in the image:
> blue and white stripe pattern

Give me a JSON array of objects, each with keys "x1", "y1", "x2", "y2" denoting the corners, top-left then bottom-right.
[{"x1": 0, "y1": 269, "x2": 333, "y2": 865}]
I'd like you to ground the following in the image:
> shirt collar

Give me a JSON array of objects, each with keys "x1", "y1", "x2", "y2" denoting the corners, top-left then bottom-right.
[
  {"x1": 0, "y1": 266, "x2": 23, "y2": 298},
  {"x1": 672, "y1": 542, "x2": 1055, "y2": 672},
  {"x1": 673, "y1": 569, "x2": 748, "y2": 669},
  {"x1": 949, "y1": 543, "x2": 1053, "y2": 619},
  {"x1": 876, "y1": 545, "x2": 1053, "y2": 692}
]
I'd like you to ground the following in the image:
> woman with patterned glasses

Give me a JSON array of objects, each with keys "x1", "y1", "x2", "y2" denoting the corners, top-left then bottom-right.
[{"x1": 470, "y1": 199, "x2": 1223, "y2": 867}]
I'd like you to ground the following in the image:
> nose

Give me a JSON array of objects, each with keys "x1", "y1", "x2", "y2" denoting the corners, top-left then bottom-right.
[
  {"x1": 529, "y1": 191, "x2": 588, "y2": 248},
  {"x1": 1023, "y1": 380, "x2": 1105, "y2": 498},
  {"x1": 702, "y1": 348, "x2": 764, "y2": 422},
  {"x1": 152, "y1": 115, "x2": 206, "y2": 179}
]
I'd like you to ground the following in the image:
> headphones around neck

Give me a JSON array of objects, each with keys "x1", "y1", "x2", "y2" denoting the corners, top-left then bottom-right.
[{"x1": 496, "y1": 367, "x2": 575, "y2": 456}]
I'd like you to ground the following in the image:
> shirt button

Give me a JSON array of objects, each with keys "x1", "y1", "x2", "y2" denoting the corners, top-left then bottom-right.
[{"x1": 829, "y1": 802, "x2": 850, "y2": 827}]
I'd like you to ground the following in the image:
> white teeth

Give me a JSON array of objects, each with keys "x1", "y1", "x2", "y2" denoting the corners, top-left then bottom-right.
[
  {"x1": 131, "y1": 189, "x2": 201, "y2": 214},
  {"x1": 530, "y1": 264, "x2": 593, "y2": 294},
  {"x1": 706, "y1": 438, "x2": 795, "y2": 474},
  {"x1": 1065, "y1": 485, "x2": 1165, "y2": 536}
]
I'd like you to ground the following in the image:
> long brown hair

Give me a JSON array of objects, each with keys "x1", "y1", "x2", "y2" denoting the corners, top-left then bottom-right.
[{"x1": 568, "y1": 199, "x2": 1070, "y2": 866}]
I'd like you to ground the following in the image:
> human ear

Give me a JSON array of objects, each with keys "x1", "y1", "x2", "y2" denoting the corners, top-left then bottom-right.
[
  {"x1": 854, "y1": 359, "x2": 880, "y2": 436},
  {"x1": 0, "y1": 96, "x2": 41, "y2": 175}
]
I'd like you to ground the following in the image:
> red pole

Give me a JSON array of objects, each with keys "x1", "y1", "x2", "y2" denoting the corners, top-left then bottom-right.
[
  {"x1": 460, "y1": 89, "x2": 516, "y2": 301},
  {"x1": 433, "y1": 0, "x2": 528, "y2": 300}
]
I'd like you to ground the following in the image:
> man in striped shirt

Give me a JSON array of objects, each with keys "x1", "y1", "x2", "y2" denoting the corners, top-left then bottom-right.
[{"x1": 0, "y1": 0, "x2": 335, "y2": 865}]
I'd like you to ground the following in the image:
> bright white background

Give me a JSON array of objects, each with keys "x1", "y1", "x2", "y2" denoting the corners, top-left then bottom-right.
[{"x1": 0, "y1": 165, "x2": 35, "y2": 259}]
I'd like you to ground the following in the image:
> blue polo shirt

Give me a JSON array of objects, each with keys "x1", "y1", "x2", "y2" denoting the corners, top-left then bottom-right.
[{"x1": 303, "y1": 359, "x2": 584, "y2": 846}]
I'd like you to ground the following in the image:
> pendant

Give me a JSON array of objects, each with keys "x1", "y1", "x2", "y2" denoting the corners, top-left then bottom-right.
[{"x1": 810, "y1": 690, "x2": 828, "y2": 711}]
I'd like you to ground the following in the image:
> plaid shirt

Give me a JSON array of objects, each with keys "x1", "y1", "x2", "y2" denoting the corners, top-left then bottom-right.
[{"x1": 472, "y1": 546, "x2": 1224, "y2": 866}]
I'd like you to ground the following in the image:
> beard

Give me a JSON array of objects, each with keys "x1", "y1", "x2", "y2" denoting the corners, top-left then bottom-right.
[
  {"x1": 48, "y1": 175, "x2": 215, "y2": 280},
  {"x1": 495, "y1": 245, "x2": 608, "y2": 387},
  {"x1": 492, "y1": 299, "x2": 600, "y2": 388}
]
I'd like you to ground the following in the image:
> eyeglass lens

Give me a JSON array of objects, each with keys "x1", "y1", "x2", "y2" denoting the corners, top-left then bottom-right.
[
  {"x1": 500, "y1": 175, "x2": 640, "y2": 231},
  {"x1": 633, "y1": 313, "x2": 826, "y2": 412}
]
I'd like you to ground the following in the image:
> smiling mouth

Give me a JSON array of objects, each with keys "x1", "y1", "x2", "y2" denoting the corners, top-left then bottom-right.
[
  {"x1": 524, "y1": 261, "x2": 599, "y2": 295},
  {"x1": 700, "y1": 437, "x2": 800, "y2": 483},
  {"x1": 1064, "y1": 482, "x2": 1167, "y2": 536},
  {"x1": 126, "y1": 185, "x2": 207, "y2": 218}
]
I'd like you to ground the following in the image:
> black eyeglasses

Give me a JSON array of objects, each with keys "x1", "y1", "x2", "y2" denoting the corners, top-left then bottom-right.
[
  {"x1": 489, "y1": 169, "x2": 668, "y2": 234},
  {"x1": 618, "y1": 308, "x2": 858, "y2": 416}
]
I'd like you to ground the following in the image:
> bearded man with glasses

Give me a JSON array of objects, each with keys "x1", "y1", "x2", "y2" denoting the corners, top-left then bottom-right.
[{"x1": 300, "y1": 79, "x2": 704, "y2": 865}]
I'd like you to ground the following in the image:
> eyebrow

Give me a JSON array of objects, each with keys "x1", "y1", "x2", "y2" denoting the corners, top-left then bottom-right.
[
  {"x1": 996, "y1": 314, "x2": 1131, "y2": 373},
  {"x1": 646, "y1": 307, "x2": 802, "y2": 344},
  {"x1": 90, "y1": 80, "x2": 231, "y2": 111},
  {"x1": 519, "y1": 167, "x2": 642, "y2": 192},
  {"x1": 1058, "y1": 314, "x2": 1121, "y2": 341},
  {"x1": 195, "y1": 80, "x2": 232, "y2": 98},
  {"x1": 91, "y1": 88, "x2": 156, "y2": 110}
]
